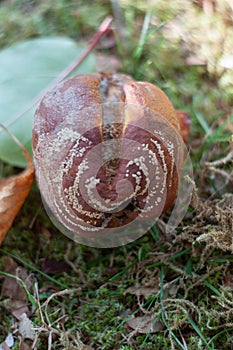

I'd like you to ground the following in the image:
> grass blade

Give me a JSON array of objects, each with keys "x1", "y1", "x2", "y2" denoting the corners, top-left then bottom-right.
[
  {"x1": 187, "y1": 316, "x2": 212, "y2": 349},
  {"x1": 1, "y1": 250, "x2": 68, "y2": 289},
  {"x1": 0, "y1": 270, "x2": 37, "y2": 308}
]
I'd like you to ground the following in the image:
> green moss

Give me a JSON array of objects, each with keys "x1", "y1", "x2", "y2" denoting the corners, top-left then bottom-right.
[
  {"x1": 1, "y1": 0, "x2": 233, "y2": 348},
  {"x1": 0, "y1": 0, "x2": 110, "y2": 48}
]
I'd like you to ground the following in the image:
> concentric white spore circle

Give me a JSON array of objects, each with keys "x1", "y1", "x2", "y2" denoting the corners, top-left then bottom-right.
[{"x1": 33, "y1": 103, "x2": 193, "y2": 247}]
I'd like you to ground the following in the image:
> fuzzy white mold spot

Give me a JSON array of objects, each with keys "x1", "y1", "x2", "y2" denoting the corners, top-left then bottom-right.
[{"x1": 150, "y1": 139, "x2": 167, "y2": 195}]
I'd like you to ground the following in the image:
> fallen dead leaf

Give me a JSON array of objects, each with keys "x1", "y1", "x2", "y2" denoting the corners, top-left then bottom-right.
[
  {"x1": 126, "y1": 315, "x2": 165, "y2": 334},
  {"x1": 124, "y1": 285, "x2": 159, "y2": 297},
  {"x1": 18, "y1": 339, "x2": 32, "y2": 350},
  {"x1": 1, "y1": 257, "x2": 29, "y2": 301},
  {"x1": 0, "y1": 125, "x2": 34, "y2": 244},
  {"x1": 0, "y1": 333, "x2": 14, "y2": 350},
  {"x1": 1, "y1": 257, "x2": 32, "y2": 319},
  {"x1": 0, "y1": 342, "x2": 11, "y2": 350},
  {"x1": 8, "y1": 300, "x2": 30, "y2": 321},
  {"x1": 19, "y1": 313, "x2": 36, "y2": 341},
  {"x1": 41, "y1": 258, "x2": 71, "y2": 275}
]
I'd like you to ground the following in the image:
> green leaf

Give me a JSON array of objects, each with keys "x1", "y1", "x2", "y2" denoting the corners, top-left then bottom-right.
[{"x1": 0, "y1": 37, "x2": 96, "y2": 167}]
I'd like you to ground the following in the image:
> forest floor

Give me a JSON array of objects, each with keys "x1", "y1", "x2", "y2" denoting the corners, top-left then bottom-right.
[{"x1": 0, "y1": 1, "x2": 233, "y2": 349}]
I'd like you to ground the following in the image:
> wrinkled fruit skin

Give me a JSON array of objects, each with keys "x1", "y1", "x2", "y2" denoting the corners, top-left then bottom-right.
[{"x1": 32, "y1": 73, "x2": 189, "y2": 235}]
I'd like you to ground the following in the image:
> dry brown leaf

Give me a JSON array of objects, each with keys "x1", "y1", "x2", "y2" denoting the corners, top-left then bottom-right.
[
  {"x1": 126, "y1": 315, "x2": 165, "y2": 334},
  {"x1": 124, "y1": 286, "x2": 159, "y2": 297},
  {"x1": 1, "y1": 257, "x2": 29, "y2": 301},
  {"x1": 19, "y1": 313, "x2": 36, "y2": 341},
  {"x1": 0, "y1": 333, "x2": 14, "y2": 350},
  {"x1": 0, "y1": 126, "x2": 34, "y2": 244},
  {"x1": 1, "y1": 257, "x2": 31, "y2": 319},
  {"x1": 9, "y1": 300, "x2": 30, "y2": 321},
  {"x1": 18, "y1": 339, "x2": 32, "y2": 350},
  {"x1": 0, "y1": 343, "x2": 11, "y2": 350},
  {"x1": 41, "y1": 258, "x2": 71, "y2": 275}
]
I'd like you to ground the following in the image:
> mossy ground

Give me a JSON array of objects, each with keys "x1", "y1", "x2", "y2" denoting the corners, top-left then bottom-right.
[{"x1": 0, "y1": 0, "x2": 233, "y2": 349}]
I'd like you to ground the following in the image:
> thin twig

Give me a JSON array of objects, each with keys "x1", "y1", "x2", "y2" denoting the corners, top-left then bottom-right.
[
  {"x1": 3, "y1": 16, "x2": 113, "y2": 129},
  {"x1": 54, "y1": 16, "x2": 113, "y2": 83},
  {"x1": 205, "y1": 150, "x2": 233, "y2": 167},
  {"x1": 42, "y1": 288, "x2": 81, "y2": 326},
  {"x1": 0, "y1": 123, "x2": 32, "y2": 164}
]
